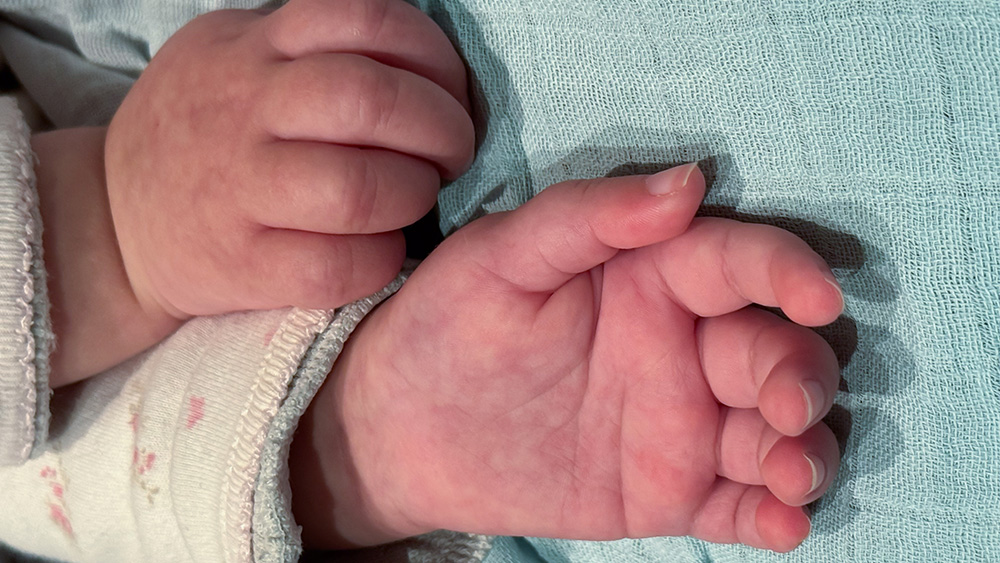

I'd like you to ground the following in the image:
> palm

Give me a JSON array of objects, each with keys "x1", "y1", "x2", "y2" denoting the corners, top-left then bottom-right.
[
  {"x1": 326, "y1": 170, "x2": 843, "y2": 552},
  {"x1": 356, "y1": 234, "x2": 718, "y2": 539}
]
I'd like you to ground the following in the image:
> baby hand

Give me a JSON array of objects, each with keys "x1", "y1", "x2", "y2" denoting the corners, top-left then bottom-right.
[
  {"x1": 292, "y1": 164, "x2": 844, "y2": 552},
  {"x1": 105, "y1": 0, "x2": 473, "y2": 319}
]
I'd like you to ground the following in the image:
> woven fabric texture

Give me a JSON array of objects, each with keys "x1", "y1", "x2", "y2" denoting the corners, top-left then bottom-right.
[
  {"x1": 407, "y1": 0, "x2": 1000, "y2": 561},
  {"x1": 0, "y1": 0, "x2": 995, "y2": 560}
]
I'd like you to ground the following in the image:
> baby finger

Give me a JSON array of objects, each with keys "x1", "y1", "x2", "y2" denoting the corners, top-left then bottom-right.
[{"x1": 247, "y1": 141, "x2": 439, "y2": 234}]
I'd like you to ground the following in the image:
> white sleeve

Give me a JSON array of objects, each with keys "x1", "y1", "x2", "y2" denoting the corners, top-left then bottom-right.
[
  {"x1": 0, "y1": 95, "x2": 53, "y2": 467},
  {"x1": 0, "y1": 304, "x2": 343, "y2": 561},
  {"x1": 0, "y1": 268, "x2": 490, "y2": 562}
]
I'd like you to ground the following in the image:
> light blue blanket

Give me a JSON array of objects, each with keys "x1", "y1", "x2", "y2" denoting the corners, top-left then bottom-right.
[
  {"x1": 0, "y1": 0, "x2": 996, "y2": 560},
  {"x1": 408, "y1": 0, "x2": 1000, "y2": 561}
]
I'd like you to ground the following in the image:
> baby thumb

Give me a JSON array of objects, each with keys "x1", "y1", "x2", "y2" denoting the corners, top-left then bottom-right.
[{"x1": 470, "y1": 163, "x2": 705, "y2": 292}]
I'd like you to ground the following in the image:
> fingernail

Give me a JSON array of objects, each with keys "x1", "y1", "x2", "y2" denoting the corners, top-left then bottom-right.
[
  {"x1": 804, "y1": 453, "x2": 826, "y2": 496},
  {"x1": 646, "y1": 162, "x2": 699, "y2": 195},
  {"x1": 824, "y1": 275, "x2": 845, "y2": 315},
  {"x1": 799, "y1": 380, "x2": 825, "y2": 428}
]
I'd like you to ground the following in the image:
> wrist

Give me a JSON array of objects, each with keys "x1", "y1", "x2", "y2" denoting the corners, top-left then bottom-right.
[
  {"x1": 33, "y1": 127, "x2": 182, "y2": 386},
  {"x1": 290, "y1": 309, "x2": 427, "y2": 549}
]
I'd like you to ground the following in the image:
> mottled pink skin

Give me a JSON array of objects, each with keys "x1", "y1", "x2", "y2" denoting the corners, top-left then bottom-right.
[
  {"x1": 291, "y1": 166, "x2": 842, "y2": 553},
  {"x1": 39, "y1": 0, "x2": 473, "y2": 385}
]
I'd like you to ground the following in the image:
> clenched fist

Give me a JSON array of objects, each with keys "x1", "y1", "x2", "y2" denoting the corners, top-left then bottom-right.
[{"x1": 105, "y1": 0, "x2": 474, "y2": 319}]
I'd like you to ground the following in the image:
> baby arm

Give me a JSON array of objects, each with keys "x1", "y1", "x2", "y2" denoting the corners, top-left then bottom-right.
[
  {"x1": 290, "y1": 164, "x2": 844, "y2": 552},
  {"x1": 34, "y1": 0, "x2": 473, "y2": 386}
]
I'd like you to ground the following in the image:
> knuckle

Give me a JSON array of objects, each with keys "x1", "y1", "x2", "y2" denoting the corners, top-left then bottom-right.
[
  {"x1": 339, "y1": 156, "x2": 380, "y2": 232},
  {"x1": 265, "y1": 0, "x2": 396, "y2": 53},
  {"x1": 285, "y1": 56, "x2": 394, "y2": 142},
  {"x1": 539, "y1": 178, "x2": 588, "y2": 206},
  {"x1": 264, "y1": 0, "x2": 321, "y2": 48},
  {"x1": 260, "y1": 8, "x2": 288, "y2": 52},
  {"x1": 345, "y1": 58, "x2": 399, "y2": 135},
  {"x1": 267, "y1": 56, "x2": 335, "y2": 120},
  {"x1": 760, "y1": 317, "x2": 831, "y2": 365},
  {"x1": 718, "y1": 226, "x2": 743, "y2": 295},
  {"x1": 297, "y1": 246, "x2": 351, "y2": 307},
  {"x1": 261, "y1": 1, "x2": 299, "y2": 51},
  {"x1": 259, "y1": 61, "x2": 309, "y2": 124},
  {"x1": 344, "y1": 0, "x2": 393, "y2": 44}
]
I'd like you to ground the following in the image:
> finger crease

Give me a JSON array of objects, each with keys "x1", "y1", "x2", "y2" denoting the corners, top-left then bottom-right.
[{"x1": 719, "y1": 228, "x2": 744, "y2": 303}]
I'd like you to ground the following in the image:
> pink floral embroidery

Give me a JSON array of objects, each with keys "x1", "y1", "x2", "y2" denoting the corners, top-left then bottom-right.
[
  {"x1": 131, "y1": 447, "x2": 155, "y2": 473},
  {"x1": 40, "y1": 465, "x2": 74, "y2": 539},
  {"x1": 137, "y1": 451, "x2": 156, "y2": 475},
  {"x1": 127, "y1": 403, "x2": 160, "y2": 505},
  {"x1": 186, "y1": 396, "x2": 206, "y2": 429},
  {"x1": 49, "y1": 504, "x2": 73, "y2": 536},
  {"x1": 131, "y1": 447, "x2": 160, "y2": 505}
]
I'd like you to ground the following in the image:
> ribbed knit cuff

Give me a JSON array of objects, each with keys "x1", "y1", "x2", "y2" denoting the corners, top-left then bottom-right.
[{"x1": 0, "y1": 96, "x2": 52, "y2": 466}]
